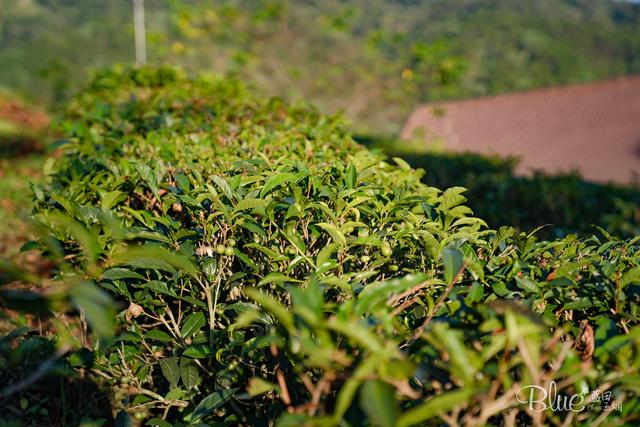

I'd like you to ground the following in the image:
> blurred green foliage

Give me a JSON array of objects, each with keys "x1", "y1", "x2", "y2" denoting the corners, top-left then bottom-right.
[{"x1": 1, "y1": 0, "x2": 639, "y2": 133}]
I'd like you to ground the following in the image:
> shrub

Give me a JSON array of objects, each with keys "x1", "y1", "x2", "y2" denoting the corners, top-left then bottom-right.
[
  {"x1": 9, "y1": 66, "x2": 639, "y2": 426},
  {"x1": 29, "y1": 65, "x2": 486, "y2": 421},
  {"x1": 356, "y1": 136, "x2": 640, "y2": 239}
]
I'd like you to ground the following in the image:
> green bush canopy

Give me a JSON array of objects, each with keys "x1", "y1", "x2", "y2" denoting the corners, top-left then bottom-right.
[
  {"x1": 5, "y1": 66, "x2": 638, "y2": 426},
  {"x1": 354, "y1": 136, "x2": 640, "y2": 239}
]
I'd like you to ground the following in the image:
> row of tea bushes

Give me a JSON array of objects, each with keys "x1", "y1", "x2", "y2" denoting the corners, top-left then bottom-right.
[
  {"x1": 355, "y1": 135, "x2": 640, "y2": 239},
  {"x1": 2, "y1": 66, "x2": 637, "y2": 425}
]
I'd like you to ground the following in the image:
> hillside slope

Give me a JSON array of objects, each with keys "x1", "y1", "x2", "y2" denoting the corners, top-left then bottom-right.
[{"x1": 0, "y1": 0, "x2": 638, "y2": 132}]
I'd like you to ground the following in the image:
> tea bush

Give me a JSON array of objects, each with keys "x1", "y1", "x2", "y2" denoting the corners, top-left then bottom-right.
[
  {"x1": 356, "y1": 135, "x2": 640, "y2": 239},
  {"x1": 6, "y1": 66, "x2": 639, "y2": 426}
]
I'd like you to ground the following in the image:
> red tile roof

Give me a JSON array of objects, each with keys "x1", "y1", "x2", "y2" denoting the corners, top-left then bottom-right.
[{"x1": 401, "y1": 76, "x2": 640, "y2": 185}]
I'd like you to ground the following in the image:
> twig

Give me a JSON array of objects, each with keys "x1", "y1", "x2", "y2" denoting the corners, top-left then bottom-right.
[
  {"x1": 407, "y1": 263, "x2": 467, "y2": 345},
  {"x1": 614, "y1": 271, "x2": 621, "y2": 314},
  {"x1": 389, "y1": 280, "x2": 439, "y2": 317},
  {"x1": 276, "y1": 370, "x2": 292, "y2": 406},
  {"x1": 271, "y1": 345, "x2": 292, "y2": 407},
  {"x1": 475, "y1": 383, "x2": 521, "y2": 425}
]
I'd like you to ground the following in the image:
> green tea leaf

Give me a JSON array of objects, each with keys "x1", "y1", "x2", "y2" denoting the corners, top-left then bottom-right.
[
  {"x1": 100, "y1": 190, "x2": 126, "y2": 211},
  {"x1": 190, "y1": 388, "x2": 238, "y2": 423},
  {"x1": 108, "y1": 245, "x2": 198, "y2": 277},
  {"x1": 69, "y1": 281, "x2": 115, "y2": 336},
  {"x1": 159, "y1": 357, "x2": 180, "y2": 388},
  {"x1": 345, "y1": 163, "x2": 357, "y2": 189},
  {"x1": 212, "y1": 175, "x2": 234, "y2": 200},
  {"x1": 245, "y1": 288, "x2": 294, "y2": 333},
  {"x1": 515, "y1": 276, "x2": 539, "y2": 293},
  {"x1": 247, "y1": 377, "x2": 275, "y2": 397},
  {"x1": 145, "y1": 418, "x2": 172, "y2": 427},
  {"x1": 442, "y1": 246, "x2": 464, "y2": 284},
  {"x1": 182, "y1": 344, "x2": 213, "y2": 358},
  {"x1": 180, "y1": 312, "x2": 206, "y2": 338},
  {"x1": 101, "y1": 268, "x2": 145, "y2": 281},
  {"x1": 144, "y1": 329, "x2": 174, "y2": 342},
  {"x1": 359, "y1": 381, "x2": 398, "y2": 427},
  {"x1": 258, "y1": 272, "x2": 302, "y2": 286},
  {"x1": 397, "y1": 387, "x2": 475, "y2": 427},
  {"x1": 260, "y1": 172, "x2": 298, "y2": 198},
  {"x1": 233, "y1": 198, "x2": 268, "y2": 214},
  {"x1": 180, "y1": 358, "x2": 200, "y2": 390},
  {"x1": 316, "y1": 222, "x2": 347, "y2": 247}
]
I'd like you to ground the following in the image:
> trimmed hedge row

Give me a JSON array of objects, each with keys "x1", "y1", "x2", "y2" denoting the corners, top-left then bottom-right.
[
  {"x1": 355, "y1": 136, "x2": 640, "y2": 239},
  {"x1": 3, "y1": 67, "x2": 638, "y2": 426}
]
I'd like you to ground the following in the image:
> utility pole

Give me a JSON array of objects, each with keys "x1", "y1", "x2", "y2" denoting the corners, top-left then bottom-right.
[{"x1": 133, "y1": 0, "x2": 147, "y2": 65}]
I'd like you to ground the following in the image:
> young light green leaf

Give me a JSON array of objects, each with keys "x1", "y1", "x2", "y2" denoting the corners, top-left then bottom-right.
[
  {"x1": 202, "y1": 258, "x2": 217, "y2": 281},
  {"x1": 211, "y1": 175, "x2": 234, "y2": 201},
  {"x1": 316, "y1": 222, "x2": 347, "y2": 246},
  {"x1": 621, "y1": 267, "x2": 640, "y2": 289},
  {"x1": 259, "y1": 172, "x2": 298, "y2": 198},
  {"x1": 345, "y1": 163, "x2": 357, "y2": 189},
  {"x1": 135, "y1": 163, "x2": 160, "y2": 200},
  {"x1": 247, "y1": 377, "x2": 276, "y2": 397},
  {"x1": 244, "y1": 288, "x2": 294, "y2": 333},
  {"x1": 440, "y1": 187, "x2": 468, "y2": 210},
  {"x1": 326, "y1": 317, "x2": 385, "y2": 354},
  {"x1": 232, "y1": 198, "x2": 268, "y2": 214},
  {"x1": 245, "y1": 243, "x2": 286, "y2": 261},
  {"x1": 100, "y1": 190, "x2": 126, "y2": 211},
  {"x1": 108, "y1": 244, "x2": 198, "y2": 277},
  {"x1": 442, "y1": 246, "x2": 464, "y2": 284}
]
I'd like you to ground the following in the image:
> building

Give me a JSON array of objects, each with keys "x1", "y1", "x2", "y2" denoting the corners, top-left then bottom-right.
[{"x1": 401, "y1": 76, "x2": 640, "y2": 185}]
